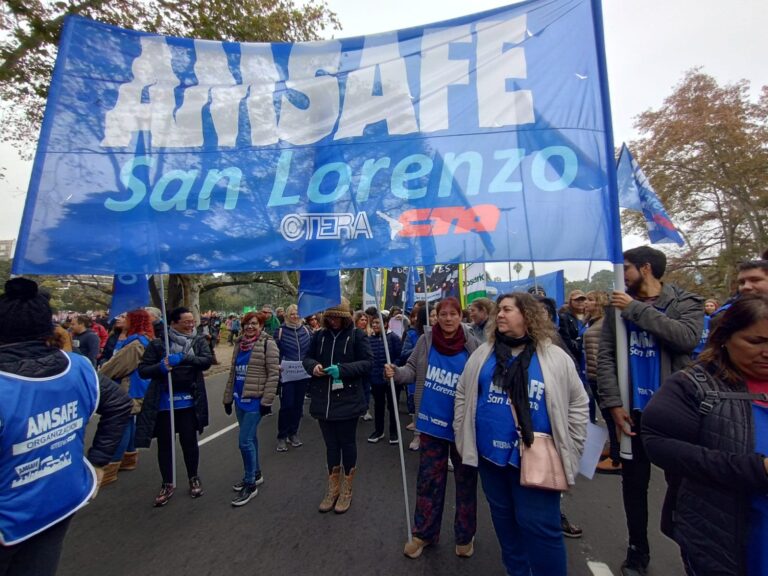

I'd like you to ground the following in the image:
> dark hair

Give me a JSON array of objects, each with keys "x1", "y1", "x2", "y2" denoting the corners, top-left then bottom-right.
[
  {"x1": 365, "y1": 306, "x2": 378, "y2": 317},
  {"x1": 323, "y1": 315, "x2": 352, "y2": 331},
  {"x1": 168, "y1": 307, "x2": 191, "y2": 324},
  {"x1": 410, "y1": 304, "x2": 428, "y2": 335},
  {"x1": 75, "y1": 315, "x2": 92, "y2": 329},
  {"x1": 125, "y1": 309, "x2": 155, "y2": 338},
  {"x1": 624, "y1": 246, "x2": 666, "y2": 279},
  {"x1": 738, "y1": 259, "x2": 768, "y2": 274},
  {"x1": 697, "y1": 294, "x2": 768, "y2": 385},
  {"x1": 0, "y1": 278, "x2": 54, "y2": 344}
]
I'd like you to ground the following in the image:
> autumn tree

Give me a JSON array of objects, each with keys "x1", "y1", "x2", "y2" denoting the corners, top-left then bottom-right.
[{"x1": 627, "y1": 69, "x2": 768, "y2": 299}]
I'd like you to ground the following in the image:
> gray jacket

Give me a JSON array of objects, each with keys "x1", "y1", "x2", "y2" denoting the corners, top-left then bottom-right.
[
  {"x1": 597, "y1": 283, "x2": 704, "y2": 410},
  {"x1": 392, "y1": 324, "x2": 479, "y2": 415},
  {"x1": 454, "y1": 340, "x2": 589, "y2": 485}
]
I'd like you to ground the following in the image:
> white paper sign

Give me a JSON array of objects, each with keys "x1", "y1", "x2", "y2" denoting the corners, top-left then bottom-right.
[
  {"x1": 280, "y1": 360, "x2": 310, "y2": 383},
  {"x1": 578, "y1": 422, "x2": 610, "y2": 480}
]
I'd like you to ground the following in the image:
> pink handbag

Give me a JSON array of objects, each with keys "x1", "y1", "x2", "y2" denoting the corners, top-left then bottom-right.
[{"x1": 511, "y1": 406, "x2": 568, "y2": 491}]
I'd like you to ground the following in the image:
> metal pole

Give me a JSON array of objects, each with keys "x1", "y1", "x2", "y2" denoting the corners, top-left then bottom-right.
[
  {"x1": 157, "y1": 274, "x2": 177, "y2": 486},
  {"x1": 375, "y1": 274, "x2": 413, "y2": 540}
]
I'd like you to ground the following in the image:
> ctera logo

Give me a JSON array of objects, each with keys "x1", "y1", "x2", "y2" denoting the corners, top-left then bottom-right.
[
  {"x1": 381, "y1": 205, "x2": 500, "y2": 238},
  {"x1": 280, "y1": 212, "x2": 373, "y2": 242}
]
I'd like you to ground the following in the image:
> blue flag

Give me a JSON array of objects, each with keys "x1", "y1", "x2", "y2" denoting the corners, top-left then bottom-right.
[
  {"x1": 109, "y1": 274, "x2": 150, "y2": 317},
  {"x1": 298, "y1": 270, "x2": 341, "y2": 318},
  {"x1": 13, "y1": 1, "x2": 622, "y2": 275},
  {"x1": 617, "y1": 144, "x2": 684, "y2": 246},
  {"x1": 405, "y1": 267, "x2": 419, "y2": 313},
  {"x1": 487, "y1": 270, "x2": 566, "y2": 307}
]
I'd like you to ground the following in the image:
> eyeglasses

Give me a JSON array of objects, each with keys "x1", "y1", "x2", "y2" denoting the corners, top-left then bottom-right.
[{"x1": 244, "y1": 322, "x2": 259, "y2": 327}]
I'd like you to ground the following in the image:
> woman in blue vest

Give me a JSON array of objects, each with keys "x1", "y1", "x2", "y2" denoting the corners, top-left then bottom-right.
[
  {"x1": 98, "y1": 308, "x2": 155, "y2": 484},
  {"x1": 454, "y1": 292, "x2": 589, "y2": 576},
  {"x1": 275, "y1": 305, "x2": 314, "y2": 452},
  {"x1": 642, "y1": 294, "x2": 768, "y2": 576},
  {"x1": 223, "y1": 311, "x2": 279, "y2": 506},
  {"x1": 0, "y1": 278, "x2": 132, "y2": 576},
  {"x1": 384, "y1": 297, "x2": 480, "y2": 559}
]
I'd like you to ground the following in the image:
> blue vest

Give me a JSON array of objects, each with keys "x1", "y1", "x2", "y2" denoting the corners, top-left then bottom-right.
[
  {"x1": 0, "y1": 352, "x2": 99, "y2": 545},
  {"x1": 691, "y1": 315, "x2": 710, "y2": 360},
  {"x1": 416, "y1": 346, "x2": 468, "y2": 442},
  {"x1": 627, "y1": 320, "x2": 661, "y2": 411},
  {"x1": 115, "y1": 335, "x2": 151, "y2": 399},
  {"x1": 476, "y1": 352, "x2": 550, "y2": 467},
  {"x1": 748, "y1": 403, "x2": 768, "y2": 576},
  {"x1": 233, "y1": 348, "x2": 260, "y2": 412}
]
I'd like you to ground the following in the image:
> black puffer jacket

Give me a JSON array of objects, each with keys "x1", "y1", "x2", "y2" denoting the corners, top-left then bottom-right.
[
  {"x1": 136, "y1": 335, "x2": 211, "y2": 447},
  {"x1": 0, "y1": 341, "x2": 132, "y2": 467},
  {"x1": 303, "y1": 327, "x2": 372, "y2": 421},
  {"x1": 642, "y1": 365, "x2": 768, "y2": 576}
]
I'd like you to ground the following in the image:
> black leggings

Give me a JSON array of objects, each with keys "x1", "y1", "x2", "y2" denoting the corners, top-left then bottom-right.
[
  {"x1": 318, "y1": 418, "x2": 358, "y2": 474},
  {"x1": 155, "y1": 408, "x2": 199, "y2": 483},
  {"x1": 0, "y1": 516, "x2": 72, "y2": 576}
]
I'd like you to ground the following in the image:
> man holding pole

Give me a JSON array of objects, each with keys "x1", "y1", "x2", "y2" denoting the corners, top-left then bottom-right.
[{"x1": 597, "y1": 246, "x2": 703, "y2": 576}]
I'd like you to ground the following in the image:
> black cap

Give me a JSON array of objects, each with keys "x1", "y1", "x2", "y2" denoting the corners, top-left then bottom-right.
[{"x1": 0, "y1": 278, "x2": 54, "y2": 343}]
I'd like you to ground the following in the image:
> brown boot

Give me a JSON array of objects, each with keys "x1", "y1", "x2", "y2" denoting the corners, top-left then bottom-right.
[
  {"x1": 100, "y1": 461, "x2": 120, "y2": 487},
  {"x1": 120, "y1": 451, "x2": 138, "y2": 471},
  {"x1": 318, "y1": 466, "x2": 341, "y2": 513},
  {"x1": 334, "y1": 467, "x2": 356, "y2": 514}
]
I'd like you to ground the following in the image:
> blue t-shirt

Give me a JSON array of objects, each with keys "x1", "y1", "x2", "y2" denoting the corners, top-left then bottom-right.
[
  {"x1": 416, "y1": 346, "x2": 468, "y2": 442},
  {"x1": 233, "y1": 348, "x2": 260, "y2": 412},
  {"x1": 476, "y1": 352, "x2": 549, "y2": 467},
  {"x1": 748, "y1": 403, "x2": 768, "y2": 576},
  {"x1": 627, "y1": 320, "x2": 661, "y2": 411}
]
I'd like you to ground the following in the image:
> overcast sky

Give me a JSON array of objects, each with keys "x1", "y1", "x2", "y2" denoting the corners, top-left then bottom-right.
[{"x1": 1, "y1": 0, "x2": 766, "y2": 280}]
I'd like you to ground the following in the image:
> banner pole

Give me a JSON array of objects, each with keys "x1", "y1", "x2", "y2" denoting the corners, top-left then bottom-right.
[
  {"x1": 157, "y1": 274, "x2": 177, "y2": 486},
  {"x1": 375, "y1": 275, "x2": 413, "y2": 540}
]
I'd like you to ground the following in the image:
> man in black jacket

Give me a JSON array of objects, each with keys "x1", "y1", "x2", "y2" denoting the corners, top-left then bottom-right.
[
  {"x1": 597, "y1": 246, "x2": 703, "y2": 576},
  {"x1": 0, "y1": 278, "x2": 131, "y2": 575},
  {"x1": 137, "y1": 307, "x2": 212, "y2": 507}
]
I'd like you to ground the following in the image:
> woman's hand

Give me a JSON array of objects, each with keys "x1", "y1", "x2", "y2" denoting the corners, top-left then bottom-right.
[{"x1": 312, "y1": 364, "x2": 326, "y2": 377}]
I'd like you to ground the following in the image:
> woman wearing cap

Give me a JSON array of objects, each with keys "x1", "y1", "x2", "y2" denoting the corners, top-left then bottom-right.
[
  {"x1": 303, "y1": 298, "x2": 373, "y2": 514},
  {"x1": 0, "y1": 278, "x2": 132, "y2": 574},
  {"x1": 384, "y1": 297, "x2": 480, "y2": 559}
]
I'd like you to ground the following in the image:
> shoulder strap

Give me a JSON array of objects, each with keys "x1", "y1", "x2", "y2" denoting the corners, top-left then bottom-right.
[{"x1": 685, "y1": 365, "x2": 768, "y2": 415}]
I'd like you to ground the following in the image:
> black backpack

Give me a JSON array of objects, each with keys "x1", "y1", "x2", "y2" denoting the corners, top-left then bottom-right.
[{"x1": 684, "y1": 364, "x2": 768, "y2": 415}]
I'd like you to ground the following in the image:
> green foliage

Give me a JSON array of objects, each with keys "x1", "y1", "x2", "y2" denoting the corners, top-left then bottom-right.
[
  {"x1": 0, "y1": 0, "x2": 340, "y2": 152},
  {"x1": 564, "y1": 269, "x2": 615, "y2": 296}
]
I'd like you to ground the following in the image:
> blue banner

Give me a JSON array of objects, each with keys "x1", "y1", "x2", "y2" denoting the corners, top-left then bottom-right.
[
  {"x1": 297, "y1": 270, "x2": 341, "y2": 317},
  {"x1": 487, "y1": 269, "x2": 565, "y2": 307},
  {"x1": 14, "y1": 0, "x2": 620, "y2": 275},
  {"x1": 617, "y1": 144, "x2": 684, "y2": 247},
  {"x1": 109, "y1": 274, "x2": 150, "y2": 317}
]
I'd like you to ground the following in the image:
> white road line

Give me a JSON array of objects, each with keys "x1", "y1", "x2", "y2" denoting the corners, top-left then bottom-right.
[
  {"x1": 588, "y1": 561, "x2": 615, "y2": 576},
  {"x1": 198, "y1": 422, "x2": 239, "y2": 446}
]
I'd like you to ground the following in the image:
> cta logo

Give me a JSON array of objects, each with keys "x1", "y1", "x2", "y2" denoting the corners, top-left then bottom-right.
[{"x1": 379, "y1": 205, "x2": 500, "y2": 238}]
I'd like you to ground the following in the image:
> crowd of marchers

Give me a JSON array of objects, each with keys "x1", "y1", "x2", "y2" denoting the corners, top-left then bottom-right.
[{"x1": 1, "y1": 247, "x2": 767, "y2": 576}]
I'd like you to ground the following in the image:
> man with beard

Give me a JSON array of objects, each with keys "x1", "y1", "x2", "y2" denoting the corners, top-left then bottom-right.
[{"x1": 597, "y1": 246, "x2": 703, "y2": 576}]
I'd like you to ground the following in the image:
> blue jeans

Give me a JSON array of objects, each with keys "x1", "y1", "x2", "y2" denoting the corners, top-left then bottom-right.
[
  {"x1": 478, "y1": 459, "x2": 566, "y2": 576},
  {"x1": 111, "y1": 415, "x2": 136, "y2": 463},
  {"x1": 236, "y1": 406, "x2": 263, "y2": 484},
  {"x1": 277, "y1": 379, "x2": 308, "y2": 439}
]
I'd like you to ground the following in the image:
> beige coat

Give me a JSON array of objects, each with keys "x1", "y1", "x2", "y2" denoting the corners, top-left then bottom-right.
[
  {"x1": 453, "y1": 340, "x2": 589, "y2": 486},
  {"x1": 99, "y1": 338, "x2": 146, "y2": 414},
  {"x1": 583, "y1": 316, "x2": 604, "y2": 382},
  {"x1": 223, "y1": 333, "x2": 280, "y2": 406}
]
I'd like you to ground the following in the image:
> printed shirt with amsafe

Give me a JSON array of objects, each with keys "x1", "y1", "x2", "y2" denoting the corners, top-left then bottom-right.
[
  {"x1": 0, "y1": 352, "x2": 99, "y2": 545},
  {"x1": 415, "y1": 346, "x2": 468, "y2": 442}
]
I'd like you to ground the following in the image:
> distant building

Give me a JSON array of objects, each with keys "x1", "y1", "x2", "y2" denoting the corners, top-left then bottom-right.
[{"x1": 0, "y1": 240, "x2": 14, "y2": 261}]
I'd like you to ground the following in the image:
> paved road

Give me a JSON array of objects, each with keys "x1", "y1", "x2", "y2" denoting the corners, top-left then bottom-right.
[{"x1": 60, "y1": 364, "x2": 684, "y2": 576}]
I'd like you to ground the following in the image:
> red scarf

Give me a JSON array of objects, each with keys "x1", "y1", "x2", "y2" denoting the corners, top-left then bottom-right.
[
  {"x1": 747, "y1": 379, "x2": 768, "y2": 407},
  {"x1": 431, "y1": 324, "x2": 466, "y2": 356},
  {"x1": 239, "y1": 331, "x2": 261, "y2": 352}
]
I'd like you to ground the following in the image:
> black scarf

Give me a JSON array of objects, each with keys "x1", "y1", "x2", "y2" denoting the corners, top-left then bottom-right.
[{"x1": 492, "y1": 330, "x2": 536, "y2": 447}]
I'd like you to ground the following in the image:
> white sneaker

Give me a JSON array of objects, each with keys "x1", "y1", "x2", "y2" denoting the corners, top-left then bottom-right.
[{"x1": 362, "y1": 411, "x2": 373, "y2": 421}]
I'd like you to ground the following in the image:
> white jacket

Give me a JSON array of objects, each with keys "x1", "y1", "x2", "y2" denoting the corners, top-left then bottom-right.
[{"x1": 453, "y1": 340, "x2": 589, "y2": 485}]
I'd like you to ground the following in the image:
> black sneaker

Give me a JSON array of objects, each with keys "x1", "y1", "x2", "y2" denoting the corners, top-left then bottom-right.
[
  {"x1": 189, "y1": 476, "x2": 204, "y2": 498},
  {"x1": 232, "y1": 480, "x2": 245, "y2": 492},
  {"x1": 389, "y1": 433, "x2": 399, "y2": 444},
  {"x1": 368, "y1": 431, "x2": 385, "y2": 443},
  {"x1": 620, "y1": 546, "x2": 649, "y2": 576},
  {"x1": 233, "y1": 473, "x2": 264, "y2": 492},
  {"x1": 560, "y1": 513, "x2": 582, "y2": 538},
  {"x1": 231, "y1": 484, "x2": 258, "y2": 507}
]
